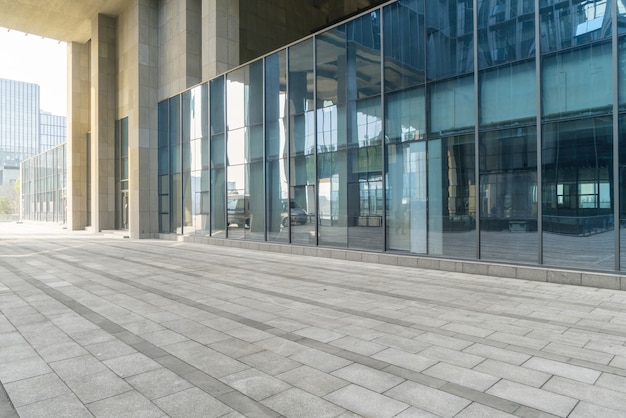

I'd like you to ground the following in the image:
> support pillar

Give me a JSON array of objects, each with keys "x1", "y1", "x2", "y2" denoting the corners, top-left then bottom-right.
[
  {"x1": 67, "y1": 41, "x2": 91, "y2": 230},
  {"x1": 90, "y1": 14, "x2": 117, "y2": 232}
]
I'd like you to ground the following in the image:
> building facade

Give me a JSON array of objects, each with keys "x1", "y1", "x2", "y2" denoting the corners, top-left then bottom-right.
[
  {"x1": 154, "y1": 0, "x2": 626, "y2": 276},
  {"x1": 4, "y1": 0, "x2": 626, "y2": 282}
]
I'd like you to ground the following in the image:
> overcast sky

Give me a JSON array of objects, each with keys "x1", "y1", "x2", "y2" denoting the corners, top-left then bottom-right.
[{"x1": 0, "y1": 26, "x2": 67, "y2": 116}]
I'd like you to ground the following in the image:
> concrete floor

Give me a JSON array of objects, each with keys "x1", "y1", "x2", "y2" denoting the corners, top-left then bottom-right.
[{"x1": 1, "y1": 222, "x2": 626, "y2": 418}]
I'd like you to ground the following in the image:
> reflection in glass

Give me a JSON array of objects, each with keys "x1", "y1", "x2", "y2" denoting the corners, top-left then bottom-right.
[
  {"x1": 478, "y1": 0, "x2": 535, "y2": 69},
  {"x1": 347, "y1": 12, "x2": 383, "y2": 251},
  {"x1": 227, "y1": 62, "x2": 265, "y2": 241},
  {"x1": 384, "y1": 0, "x2": 425, "y2": 92},
  {"x1": 542, "y1": 117, "x2": 614, "y2": 270},
  {"x1": 426, "y1": 0, "x2": 474, "y2": 80},
  {"x1": 428, "y1": 135, "x2": 476, "y2": 259},
  {"x1": 430, "y1": 75, "x2": 475, "y2": 134},
  {"x1": 540, "y1": 0, "x2": 610, "y2": 53},
  {"x1": 620, "y1": 115, "x2": 626, "y2": 271},
  {"x1": 317, "y1": 26, "x2": 348, "y2": 247},
  {"x1": 158, "y1": 100, "x2": 170, "y2": 232},
  {"x1": 386, "y1": 88, "x2": 426, "y2": 253},
  {"x1": 289, "y1": 39, "x2": 317, "y2": 245},
  {"x1": 210, "y1": 76, "x2": 226, "y2": 237},
  {"x1": 480, "y1": 61, "x2": 536, "y2": 126},
  {"x1": 542, "y1": 42, "x2": 612, "y2": 119},
  {"x1": 480, "y1": 128, "x2": 538, "y2": 263},
  {"x1": 266, "y1": 51, "x2": 289, "y2": 242}
]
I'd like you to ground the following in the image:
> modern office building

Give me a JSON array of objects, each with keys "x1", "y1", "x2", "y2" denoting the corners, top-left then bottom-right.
[
  {"x1": 0, "y1": 78, "x2": 67, "y2": 191},
  {"x1": 3, "y1": 0, "x2": 626, "y2": 286}
]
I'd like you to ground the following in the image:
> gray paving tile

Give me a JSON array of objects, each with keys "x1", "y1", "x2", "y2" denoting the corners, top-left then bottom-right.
[
  {"x1": 522, "y1": 357, "x2": 601, "y2": 384},
  {"x1": 419, "y1": 346, "x2": 484, "y2": 368},
  {"x1": 462, "y1": 343, "x2": 532, "y2": 366},
  {"x1": 154, "y1": 387, "x2": 233, "y2": 418},
  {"x1": 542, "y1": 342, "x2": 615, "y2": 365},
  {"x1": 331, "y1": 363, "x2": 404, "y2": 393},
  {"x1": 474, "y1": 359, "x2": 551, "y2": 388},
  {"x1": 325, "y1": 384, "x2": 409, "y2": 418},
  {"x1": 15, "y1": 393, "x2": 92, "y2": 418},
  {"x1": 0, "y1": 343, "x2": 39, "y2": 363},
  {"x1": 85, "y1": 339, "x2": 137, "y2": 361},
  {"x1": 569, "y1": 401, "x2": 626, "y2": 418},
  {"x1": 277, "y1": 365, "x2": 349, "y2": 397},
  {"x1": 486, "y1": 380, "x2": 577, "y2": 417},
  {"x1": 595, "y1": 372, "x2": 626, "y2": 394},
  {"x1": 542, "y1": 376, "x2": 626, "y2": 412},
  {"x1": 4, "y1": 373, "x2": 70, "y2": 407},
  {"x1": 126, "y1": 368, "x2": 193, "y2": 400},
  {"x1": 140, "y1": 329, "x2": 188, "y2": 347},
  {"x1": 329, "y1": 336, "x2": 386, "y2": 356},
  {"x1": 36, "y1": 340, "x2": 88, "y2": 362},
  {"x1": 221, "y1": 368, "x2": 290, "y2": 401},
  {"x1": 50, "y1": 354, "x2": 107, "y2": 379},
  {"x1": 423, "y1": 362, "x2": 499, "y2": 392},
  {"x1": 262, "y1": 387, "x2": 345, "y2": 418},
  {"x1": 289, "y1": 348, "x2": 352, "y2": 373},
  {"x1": 0, "y1": 356, "x2": 52, "y2": 383},
  {"x1": 371, "y1": 348, "x2": 437, "y2": 373},
  {"x1": 209, "y1": 337, "x2": 265, "y2": 359},
  {"x1": 165, "y1": 340, "x2": 249, "y2": 378},
  {"x1": 103, "y1": 352, "x2": 161, "y2": 378},
  {"x1": 87, "y1": 390, "x2": 163, "y2": 418},
  {"x1": 64, "y1": 369, "x2": 133, "y2": 404},
  {"x1": 454, "y1": 403, "x2": 516, "y2": 418},
  {"x1": 384, "y1": 380, "x2": 472, "y2": 418},
  {"x1": 239, "y1": 349, "x2": 301, "y2": 376},
  {"x1": 293, "y1": 326, "x2": 344, "y2": 343}
]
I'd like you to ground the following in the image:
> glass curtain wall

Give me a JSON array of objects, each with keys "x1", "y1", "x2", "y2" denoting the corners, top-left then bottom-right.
[
  {"x1": 384, "y1": 0, "x2": 427, "y2": 254},
  {"x1": 211, "y1": 76, "x2": 226, "y2": 237},
  {"x1": 478, "y1": 0, "x2": 538, "y2": 264},
  {"x1": 266, "y1": 51, "x2": 289, "y2": 242},
  {"x1": 182, "y1": 85, "x2": 209, "y2": 235},
  {"x1": 427, "y1": 0, "x2": 477, "y2": 259},
  {"x1": 541, "y1": 1, "x2": 614, "y2": 270},
  {"x1": 227, "y1": 61, "x2": 265, "y2": 240},
  {"x1": 289, "y1": 39, "x2": 317, "y2": 245},
  {"x1": 619, "y1": 7, "x2": 626, "y2": 271},
  {"x1": 154, "y1": 0, "x2": 626, "y2": 274}
]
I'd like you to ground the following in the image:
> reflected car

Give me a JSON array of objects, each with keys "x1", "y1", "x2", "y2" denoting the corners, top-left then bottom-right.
[
  {"x1": 281, "y1": 200, "x2": 307, "y2": 227},
  {"x1": 227, "y1": 194, "x2": 250, "y2": 228}
]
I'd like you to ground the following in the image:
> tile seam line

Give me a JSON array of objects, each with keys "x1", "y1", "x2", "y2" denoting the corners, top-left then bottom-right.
[
  {"x1": 20, "y1": 244, "x2": 626, "y2": 379},
  {"x1": 0, "y1": 261, "x2": 284, "y2": 418},
  {"x1": 80, "y1": 242, "x2": 626, "y2": 340}
]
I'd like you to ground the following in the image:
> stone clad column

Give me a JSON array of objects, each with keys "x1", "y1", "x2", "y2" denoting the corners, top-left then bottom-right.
[
  {"x1": 202, "y1": 0, "x2": 239, "y2": 81},
  {"x1": 67, "y1": 41, "x2": 90, "y2": 230},
  {"x1": 90, "y1": 14, "x2": 117, "y2": 232}
]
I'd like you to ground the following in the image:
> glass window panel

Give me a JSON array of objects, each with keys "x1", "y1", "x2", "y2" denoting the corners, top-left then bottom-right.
[
  {"x1": 540, "y1": 0, "x2": 610, "y2": 53},
  {"x1": 542, "y1": 42, "x2": 612, "y2": 119},
  {"x1": 384, "y1": 0, "x2": 425, "y2": 92},
  {"x1": 480, "y1": 61, "x2": 536, "y2": 126},
  {"x1": 542, "y1": 117, "x2": 614, "y2": 271},
  {"x1": 169, "y1": 95, "x2": 180, "y2": 147},
  {"x1": 289, "y1": 39, "x2": 314, "y2": 115},
  {"x1": 430, "y1": 75, "x2": 475, "y2": 133},
  {"x1": 426, "y1": 0, "x2": 474, "y2": 80},
  {"x1": 479, "y1": 127, "x2": 538, "y2": 263},
  {"x1": 619, "y1": 38, "x2": 626, "y2": 109},
  {"x1": 211, "y1": 77, "x2": 226, "y2": 238},
  {"x1": 347, "y1": 11, "x2": 381, "y2": 99},
  {"x1": 428, "y1": 135, "x2": 476, "y2": 258},
  {"x1": 317, "y1": 26, "x2": 347, "y2": 108},
  {"x1": 620, "y1": 115, "x2": 626, "y2": 271},
  {"x1": 387, "y1": 141, "x2": 427, "y2": 253},
  {"x1": 385, "y1": 87, "x2": 426, "y2": 144},
  {"x1": 478, "y1": 0, "x2": 535, "y2": 69},
  {"x1": 211, "y1": 77, "x2": 225, "y2": 134},
  {"x1": 267, "y1": 159, "x2": 289, "y2": 242}
]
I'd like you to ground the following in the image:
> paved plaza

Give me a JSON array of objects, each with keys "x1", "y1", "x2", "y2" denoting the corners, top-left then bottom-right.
[{"x1": 1, "y1": 223, "x2": 626, "y2": 418}]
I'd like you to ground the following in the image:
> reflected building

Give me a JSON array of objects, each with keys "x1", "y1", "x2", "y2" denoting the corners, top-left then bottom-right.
[{"x1": 7, "y1": 0, "x2": 626, "y2": 282}]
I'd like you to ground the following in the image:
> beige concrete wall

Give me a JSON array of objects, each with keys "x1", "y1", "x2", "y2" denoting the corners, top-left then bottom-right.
[
  {"x1": 118, "y1": 0, "x2": 160, "y2": 238},
  {"x1": 90, "y1": 14, "x2": 117, "y2": 232},
  {"x1": 66, "y1": 41, "x2": 91, "y2": 230},
  {"x1": 158, "y1": 0, "x2": 204, "y2": 101},
  {"x1": 202, "y1": 0, "x2": 239, "y2": 80}
]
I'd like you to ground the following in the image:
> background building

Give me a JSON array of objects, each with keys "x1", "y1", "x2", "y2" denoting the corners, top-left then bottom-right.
[{"x1": 3, "y1": 0, "x2": 626, "y2": 281}]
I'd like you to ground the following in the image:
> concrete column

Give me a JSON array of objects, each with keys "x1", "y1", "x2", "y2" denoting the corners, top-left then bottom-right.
[
  {"x1": 66, "y1": 41, "x2": 91, "y2": 230},
  {"x1": 202, "y1": 0, "x2": 239, "y2": 81},
  {"x1": 90, "y1": 14, "x2": 117, "y2": 232}
]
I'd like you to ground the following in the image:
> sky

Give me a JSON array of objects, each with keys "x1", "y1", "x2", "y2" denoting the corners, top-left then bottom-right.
[{"x1": 0, "y1": 26, "x2": 67, "y2": 116}]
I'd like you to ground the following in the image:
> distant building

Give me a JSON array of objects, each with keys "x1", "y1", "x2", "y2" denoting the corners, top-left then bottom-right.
[{"x1": 0, "y1": 78, "x2": 66, "y2": 188}]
